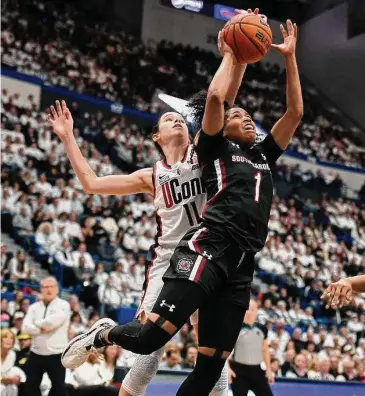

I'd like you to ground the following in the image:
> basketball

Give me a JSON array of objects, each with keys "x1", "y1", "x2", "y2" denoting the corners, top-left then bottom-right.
[{"x1": 223, "y1": 14, "x2": 272, "y2": 64}]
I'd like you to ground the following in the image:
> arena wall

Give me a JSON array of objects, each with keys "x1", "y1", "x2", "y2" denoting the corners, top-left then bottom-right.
[{"x1": 296, "y1": 2, "x2": 365, "y2": 129}]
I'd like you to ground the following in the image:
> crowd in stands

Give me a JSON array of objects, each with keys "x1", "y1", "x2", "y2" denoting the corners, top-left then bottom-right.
[
  {"x1": 2, "y1": 86, "x2": 365, "y2": 389},
  {"x1": 1, "y1": 0, "x2": 365, "y2": 391},
  {"x1": 2, "y1": 0, "x2": 365, "y2": 167}
]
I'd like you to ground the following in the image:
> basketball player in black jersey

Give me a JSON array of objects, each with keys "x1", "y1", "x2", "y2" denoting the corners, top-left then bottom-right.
[{"x1": 62, "y1": 18, "x2": 302, "y2": 396}]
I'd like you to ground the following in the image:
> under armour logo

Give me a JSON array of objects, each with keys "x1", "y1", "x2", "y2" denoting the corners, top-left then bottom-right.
[
  {"x1": 160, "y1": 300, "x2": 175, "y2": 312},
  {"x1": 202, "y1": 251, "x2": 212, "y2": 260}
]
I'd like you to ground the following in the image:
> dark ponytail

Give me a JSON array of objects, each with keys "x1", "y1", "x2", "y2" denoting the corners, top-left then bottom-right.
[{"x1": 186, "y1": 90, "x2": 231, "y2": 133}]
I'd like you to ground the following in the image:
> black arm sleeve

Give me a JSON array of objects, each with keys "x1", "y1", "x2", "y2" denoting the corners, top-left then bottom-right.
[
  {"x1": 259, "y1": 133, "x2": 284, "y2": 168},
  {"x1": 194, "y1": 129, "x2": 228, "y2": 165}
]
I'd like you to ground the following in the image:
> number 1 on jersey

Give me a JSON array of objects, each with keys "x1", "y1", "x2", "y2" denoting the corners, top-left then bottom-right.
[{"x1": 254, "y1": 172, "x2": 262, "y2": 203}]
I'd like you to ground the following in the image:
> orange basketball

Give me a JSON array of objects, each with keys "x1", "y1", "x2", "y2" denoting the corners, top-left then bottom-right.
[{"x1": 223, "y1": 14, "x2": 272, "y2": 64}]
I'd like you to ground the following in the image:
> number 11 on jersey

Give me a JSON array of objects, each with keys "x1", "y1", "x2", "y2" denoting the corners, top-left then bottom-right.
[{"x1": 254, "y1": 172, "x2": 262, "y2": 203}]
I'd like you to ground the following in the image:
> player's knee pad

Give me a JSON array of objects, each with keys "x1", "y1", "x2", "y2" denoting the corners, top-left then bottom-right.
[
  {"x1": 211, "y1": 362, "x2": 229, "y2": 396},
  {"x1": 122, "y1": 347, "x2": 164, "y2": 396},
  {"x1": 109, "y1": 318, "x2": 172, "y2": 355}
]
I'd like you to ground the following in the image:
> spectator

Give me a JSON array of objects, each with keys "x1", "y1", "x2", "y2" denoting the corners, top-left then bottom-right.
[
  {"x1": 15, "y1": 333, "x2": 32, "y2": 369},
  {"x1": 12, "y1": 207, "x2": 33, "y2": 235},
  {"x1": 160, "y1": 349, "x2": 183, "y2": 371},
  {"x1": 35, "y1": 222, "x2": 61, "y2": 255},
  {"x1": 182, "y1": 345, "x2": 198, "y2": 369},
  {"x1": 285, "y1": 353, "x2": 308, "y2": 379},
  {"x1": 10, "y1": 311, "x2": 25, "y2": 339},
  {"x1": 102, "y1": 345, "x2": 119, "y2": 384},
  {"x1": 98, "y1": 277, "x2": 122, "y2": 314},
  {"x1": 280, "y1": 349, "x2": 296, "y2": 376},
  {"x1": 309, "y1": 359, "x2": 335, "y2": 381},
  {"x1": 0, "y1": 329, "x2": 26, "y2": 396},
  {"x1": 22, "y1": 277, "x2": 70, "y2": 396},
  {"x1": 71, "y1": 243, "x2": 95, "y2": 270},
  {"x1": 1, "y1": 243, "x2": 13, "y2": 278},
  {"x1": 9, "y1": 251, "x2": 29, "y2": 281},
  {"x1": 34, "y1": 173, "x2": 53, "y2": 196},
  {"x1": 54, "y1": 239, "x2": 76, "y2": 268},
  {"x1": 8, "y1": 291, "x2": 24, "y2": 316},
  {"x1": 69, "y1": 312, "x2": 86, "y2": 335},
  {"x1": 336, "y1": 360, "x2": 358, "y2": 382}
]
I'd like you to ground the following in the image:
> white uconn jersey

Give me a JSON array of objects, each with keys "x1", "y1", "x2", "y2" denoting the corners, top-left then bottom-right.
[{"x1": 153, "y1": 144, "x2": 206, "y2": 249}]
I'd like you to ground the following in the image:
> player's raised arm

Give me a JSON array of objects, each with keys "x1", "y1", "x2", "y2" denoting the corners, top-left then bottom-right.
[
  {"x1": 47, "y1": 100, "x2": 153, "y2": 196},
  {"x1": 270, "y1": 20, "x2": 303, "y2": 150},
  {"x1": 202, "y1": 32, "x2": 237, "y2": 135}
]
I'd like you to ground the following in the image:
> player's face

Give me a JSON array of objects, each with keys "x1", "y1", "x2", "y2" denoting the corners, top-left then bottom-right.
[
  {"x1": 223, "y1": 108, "x2": 256, "y2": 145},
  {"x1": 154, "y1": 112, "x2": 189, "y2": 146}
]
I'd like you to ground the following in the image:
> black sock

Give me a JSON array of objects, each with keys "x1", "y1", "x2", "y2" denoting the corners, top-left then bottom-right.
[{"x1": 94, "y1": 329, "x2": 113, "y2": 349}]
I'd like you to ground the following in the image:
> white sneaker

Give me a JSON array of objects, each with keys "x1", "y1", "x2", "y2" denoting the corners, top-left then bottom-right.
[{"x1": 61, "y1": 318, "x2": 115, "y2": 369}]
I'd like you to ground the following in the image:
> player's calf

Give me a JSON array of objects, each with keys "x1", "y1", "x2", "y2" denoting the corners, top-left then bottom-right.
[
  {"x1": 94, "y1": 315, "x2": 174, "y2": 355},
  {"x1": 177, "y1": 349, "x2": 230, "y2": 396}
]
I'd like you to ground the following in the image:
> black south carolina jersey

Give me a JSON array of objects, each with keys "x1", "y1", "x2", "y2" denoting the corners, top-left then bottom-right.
[{"x1": 195, "y1": 130, "x2": 283, "y2": 252}]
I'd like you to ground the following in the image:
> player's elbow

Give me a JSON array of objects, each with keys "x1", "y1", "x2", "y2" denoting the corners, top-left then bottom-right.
[
  {"x1": 287, "y1": 106, "x2": 303, "y2": 122},
  {"x1": 207, "y1": 88, "x2": 225, "y2": 106},
  {"x1": 82, "y1": 178, "x2": 98, "y2": 194}
]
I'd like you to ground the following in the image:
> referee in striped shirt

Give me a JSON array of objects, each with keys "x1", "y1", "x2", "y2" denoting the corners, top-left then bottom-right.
[{"x1": 228, "y1": 299, "x2": 274, "y2": 396}]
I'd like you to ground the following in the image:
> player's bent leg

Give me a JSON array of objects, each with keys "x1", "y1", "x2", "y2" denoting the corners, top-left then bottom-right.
[
  {"x1": 62, "y1": 279, "x2": 209, "y2": 369},
  {"x1": 120, "y1": 346, "x2": 164, "y2": 396}
]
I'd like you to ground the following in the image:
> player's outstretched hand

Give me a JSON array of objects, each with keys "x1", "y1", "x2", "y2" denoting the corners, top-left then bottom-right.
[
  {"x1": 47, "y1": 100, "x2": 74, "y2": 141},
  {"x1": 217, "y1": 30, "x2": 236, "y2": 63},
  {"x1": 271, "y1": 19, "x2": 297, "y2": 57},
  {"x1": 321, "y1": 278, "x2": 353, "y2": 309},
  {"x1": 234, "y1": 7, "x2": 268, "y2": 24}
]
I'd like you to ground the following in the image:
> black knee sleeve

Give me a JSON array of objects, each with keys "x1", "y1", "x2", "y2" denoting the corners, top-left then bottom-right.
[
  {"x1": 177, "y1": 353, "x2": 226, "y2": 396},
  {"x1": 108, "y1": 319, "x2": 172, "y2": 355}
]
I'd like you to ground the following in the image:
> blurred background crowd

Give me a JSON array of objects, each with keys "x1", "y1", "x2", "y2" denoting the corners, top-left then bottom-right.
[{"x1": 1, "y1": 0, "x2": 365, "y2": 394}]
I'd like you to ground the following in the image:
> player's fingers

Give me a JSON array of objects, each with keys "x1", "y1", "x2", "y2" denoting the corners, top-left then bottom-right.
[
  {"x1": 330, "y1": 286, "x2": 343, "y2": 308},
  {"x1": 287, "y1": 19, "x2": 294, "y2": 36},
  {"x1": 247, "y1": 9, "x2": 252, "y2": 13},
  {"x1": 294, "y1": 23, "x2": 298, "y2": 38},
  {"x1": 56, "y1": 100, "x2": 63, "y2": 117},
  {"x1": 50, "y1": 105, "x2": 58, "y2": 120},
  {"x1": 280, "y1": 24, "x2": 288, "y2": 38},
  {"x1": 270, "y1": 44, "x2": 282, "y2": 51},
  {"x1": 46, "y1": 113, "x2": 54, "y2": 124},
  {"x1": 61, "y1": 100, "x2": 67, "y2": 114},
  {"x1": 324, "y1": 285, "x2": 335, "y2": 308},
  {"x1": 254, "y1": 8, "x2": 259, "y2": 15}
]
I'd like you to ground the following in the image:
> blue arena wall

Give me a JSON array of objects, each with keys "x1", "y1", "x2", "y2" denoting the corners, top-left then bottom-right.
[{"x1": 142, "y1": 374, "x2": 364, "y2": 396}]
